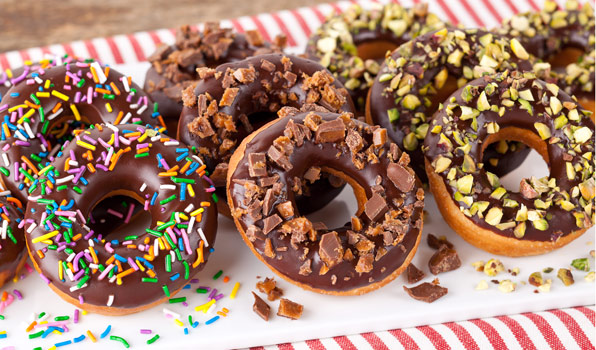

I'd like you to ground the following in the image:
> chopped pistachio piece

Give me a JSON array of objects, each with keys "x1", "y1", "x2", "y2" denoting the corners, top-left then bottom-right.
[
  {"x1": 573, "y1": 126, "x2": 593, "y2": 144},
  {"x1": 510, "y1": 38, "x2": 529, "y2": 60},
  {"x1": 529, "y1": 272, "x2": 543, "y2": 286},
  {"x1": 403, "y1": 132, "x2": 418, "y2": 151},
  {"x1": 484, "y1": 259, "x2": 504, "y2": 276},
  {"x1": 549, "y1": 96, "x2": 563, "y2": 115},
  {"x1": 434, "y1": 156, "x2": 452, "y2": 173},
  {"x1": 498, "y1": 280, "x2": 516, "y2": 293},
  {"x1": 402, "y1": 94, "x2": 421, "y2": 110},
  {"x1": 532, "y1": 219, "x2": 549, "y2": 231},
  {"x1": 475, "y1": 280, "x2": 489, "y2": 290},
  {"x1": 557, "y1": 268, "x2": 574, "y2": 286},
  {"x1": 513, "y1": 222, "x2": 526, "y2": 238},
  {"x1": 585, "y1": 271, "x2": 595, "y2": 282},
  {"x1": 538, "y1": 279, "x2": 552, "y2": 293},
  {"x1": 534, "y1": 122, "x2": 551, "y2": 140},
  {"x1": 387, "y1": 108, "x2": 399, "y2": 123},
  {"x1": 456, "y1": 174, "x2": 474, "y2": 194},
  {"x1": 485, "y1": 207, "x2": 503, "y2": 226},
  {"x1": 486, "y1": 172, "x2": 500, "y2": 188},
  {"x1": 477, "y1": 91, "x2": 491, "y2": 111},
  {"x1": 571, "y1": 258, "x2": 590, "y2": 272}
]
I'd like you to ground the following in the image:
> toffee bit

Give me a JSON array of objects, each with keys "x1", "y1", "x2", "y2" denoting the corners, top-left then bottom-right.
[
  {"x1": 427, "y1": 233, "x2": 454, "y2": 250},
  {"x1": 277, "y1": 298, "x2": 304, "y2": 320}
]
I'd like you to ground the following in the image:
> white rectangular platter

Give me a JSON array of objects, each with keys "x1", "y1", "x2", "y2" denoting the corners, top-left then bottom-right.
[{"x1": 0, "y1": 62, "x2": 593, "y2": 350}]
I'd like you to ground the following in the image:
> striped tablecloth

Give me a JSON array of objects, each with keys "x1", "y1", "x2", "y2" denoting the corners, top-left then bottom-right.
[{"x1": 1, "y1": 0, "x2": 594, "y2": 349}]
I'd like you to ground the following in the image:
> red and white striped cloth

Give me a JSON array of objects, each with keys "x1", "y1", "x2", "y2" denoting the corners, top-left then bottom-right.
[
  {"x1": 1, "y1": 1, "x2": 594, "y2": 349},
  {"x1": 248, "y1": 306, "x2": 595, "y2": 350}
]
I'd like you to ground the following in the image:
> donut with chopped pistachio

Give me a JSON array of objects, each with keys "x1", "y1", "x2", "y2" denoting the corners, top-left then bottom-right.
[
  {"x1": 0, "y1": 193, "x2": 27, "y2": 287},
  {"x1": 227, "y1": 110, "x2": 424, "y2": 295},
  {"x1": 304, "y1": 2, "x2": 448, "y2": 113},
  {"x1": 178, "y1": 53, "x2": 356, "y2": 217},
  {"x1": 145, "y1": 22, "x2": 286, "y2": 131},
  {"x1": 0, "y1": 59, "x2": 167, "y2": 204},
  {"x1": 423, "y1": 70, "x2": 594, "y2": 257},
  {"x1": 24, "y1": 123, "x2": 217, "y2": 315},
  {"x1": 366, "y1": 28, "x2": 543, "y2": 182},
  {"x1": 495, "y1": 0, "x2": 595, "y2": 113}
]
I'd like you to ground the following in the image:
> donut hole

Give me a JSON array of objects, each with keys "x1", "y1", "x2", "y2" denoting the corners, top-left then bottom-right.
[
  {"x1": 548, "y1": 47, "x2": 584, "y2": 70},
  {"x1": 302, "y1": 170, "x2": 359, "y2": 229},
  {"x1": 247, "y1": 111, "x2": 279, "y2": 132},
  {"x1": 356, "y1": 40, "x2": 399, "y2": 62},
  {"x1": 481, "y1": 128, "x2": 550, "y2": 193},
  {"x1": 88, "y1": 194, "x2": 150, "y2": 241}
]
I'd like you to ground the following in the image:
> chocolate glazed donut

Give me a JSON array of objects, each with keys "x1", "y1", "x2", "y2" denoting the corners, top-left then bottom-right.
[
  {"x1": 495, "y1": 0, "x2": 595, "y2": 113},
  {"x1": 424, "y1": 71, "x2": 594, "y2": 256},
  {"x1": 25, "y1": 124, "x2": 217, "y2": 315},
  {"x1": 178, "y1": 53, "x2": 356, "y2": 217},
  {"x1": 144, "y1": 23, "x2": 286, "y2": 131},
  {"x1": 304, "y1": 3, "x2": 448, "y2": 112},
  {"x1": 366, "y1": 28, "x2": 544, "y2": 182},
  {"x1": 0, "y1": 61, "x2": 166, "y2": 203},
  {"x1": 228, "y1": 111, "x2": 424, "y2": 295},
  {"x1": 0, "y1": 195, "x2": 27, "y2": 287}
]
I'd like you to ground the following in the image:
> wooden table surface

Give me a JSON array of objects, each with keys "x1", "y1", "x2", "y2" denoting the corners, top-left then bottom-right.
[{"x1": 0, "y1": 0, "x2": 329, "y2": 53}]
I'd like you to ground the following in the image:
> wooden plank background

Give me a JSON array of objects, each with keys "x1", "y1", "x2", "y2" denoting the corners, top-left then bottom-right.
[{"x1": 0, "y1": 0, "x2": 329, "y2": 52}]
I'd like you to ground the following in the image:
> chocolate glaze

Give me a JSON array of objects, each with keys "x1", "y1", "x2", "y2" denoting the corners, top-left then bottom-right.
[
  {"x1": 144, "y1": 24, "x2": 284, "y2": 125},
  {"x1": 178, "y1": 53, "x2": 356, "y2": 214},
  {"x1": 0, "y1": 196, "x2": 26, "y2": 280},
  {"x1": 495, "y1": 2, "x2": 595, "y2": 99},
  {"x1": 229, "y1": 112, "x2": 424, "y2": 293},
  {"x1": 368, "y1": 28, "x2": 537, "y2": 182},
  {"x1": 0, "y1": 61, "x2": 165, "y2": 203},
  {"x1": 24, "y1": 124, "x2": 217, "y2": 310},
  {"x1": 424, "y1": 72, "x2": 595, "y2": 242},
  {"x1": 304, "y1": 3, "x2": 448, "y2": 112}
]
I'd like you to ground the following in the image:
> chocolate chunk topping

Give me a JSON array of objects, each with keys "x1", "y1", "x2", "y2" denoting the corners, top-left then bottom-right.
[
  {"x1": 262, "y1": 214, "x2": 283, "y2": 235},
  {"x1": 387, "y1": 163, "x2": 415, "y2": 193},
  {"x1": 252, "y1": 292, "x2": 271, "y2": 321},
  {"x1": 267, "y1": 145, "x2": 293, "y2": 171},
  {"x1": 427, "y1": 234, "x2": 454, "y2": 250},
  {"x1": 428, "y1": 246, "x2": 461, "y2": 275},
  {"x1": 403, "y1": 283, "x2": 448, "y2": 303},
  {"x1": 364, "y1": 193, "x2": 388, "y2": 221},
  {"x1": 248, "y1": 153, "x2": 268, "y2": 177},
  {"x1": 262, "y1": 189, "x2": 275, "y2": 216},
  {"x1": 315, "y1": 118, "x2": 346, "y2": 143},
  {"x1": 406, "y1": 263, "x2": 426, "y2": 284},
  {"x1": 277, "y1": 298, "x2": 304, "y2": 320},
  {"x1": 319, "y1": 231, "x2": 344, "y2": 269}
]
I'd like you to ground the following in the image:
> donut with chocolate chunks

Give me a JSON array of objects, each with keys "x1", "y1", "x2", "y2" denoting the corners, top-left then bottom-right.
[
  {"x1": 495, "y1": 0, "x2": 595, "y2": 114},
  {"x1": 366, "y1": 28, "x2": 545, "y2": 182},
  {"x1": 24, "y1": 124, "x2": 217, "y2": 315},
  {"x1": 178, "y1": 53, "x2": 356, "y2": 217},
  {"x1": 0, "y1": 194, "x2": 27, "y2": 288},
  {"x1": 0, "y1": 59, "x2": 166, "y2": 204},
  {"x1": 304, "y1": 2, "x2": 448, "y2": 112},
  {"x1": 424, "y1": 71, "x2": 594, "y2": 256},
  {"x1": 227, "y1": 110, "x2": 424, "y2": 295},
  {"x1": 145, "y1": 23, "x2": 286, "y2": 131}
]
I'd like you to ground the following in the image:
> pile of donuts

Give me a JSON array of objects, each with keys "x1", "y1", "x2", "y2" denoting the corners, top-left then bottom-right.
[{"x1": 0, "y1": 0, "x2": 593, "y2": 314}]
